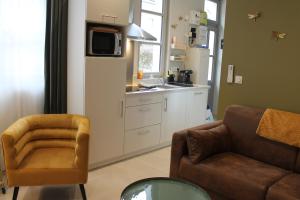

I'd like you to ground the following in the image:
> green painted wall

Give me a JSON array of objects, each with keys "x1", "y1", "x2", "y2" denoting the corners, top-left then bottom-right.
[{"x1": 218, "y1": 0, "x2": 300, "y2": 119}]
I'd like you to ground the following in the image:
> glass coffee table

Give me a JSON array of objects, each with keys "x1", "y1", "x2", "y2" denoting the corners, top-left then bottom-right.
[{"x1": 121, "y1": 177, "x2": 211, "y2": 200}]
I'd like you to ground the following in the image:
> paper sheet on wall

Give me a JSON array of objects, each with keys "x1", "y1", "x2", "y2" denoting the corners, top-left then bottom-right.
[{"x1": 197, "y1": 25, "x2": 208, "y2": 46}]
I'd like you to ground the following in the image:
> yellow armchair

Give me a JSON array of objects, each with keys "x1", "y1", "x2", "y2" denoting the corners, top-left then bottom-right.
[{"x1": 1, "y1": 114, "x2": 90, "y2": 200}]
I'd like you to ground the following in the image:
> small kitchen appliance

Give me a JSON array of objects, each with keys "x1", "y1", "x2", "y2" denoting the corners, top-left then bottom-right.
[
  {"x1": 177, "y1": 70, "x2": 193, "y2": 85},
  {"x1": 87, "y1": 25, "x2": 122, "y2": 56}
]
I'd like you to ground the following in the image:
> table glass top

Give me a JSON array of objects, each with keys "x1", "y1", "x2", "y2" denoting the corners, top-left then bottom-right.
[{"x1": 121, "y1": 178, "x2": 211, "y2": 200}]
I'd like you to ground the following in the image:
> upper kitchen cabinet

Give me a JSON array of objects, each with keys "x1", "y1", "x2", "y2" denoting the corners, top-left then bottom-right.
[{"x1": 87, "y1": 0, "x2": 130, "y2": 26}]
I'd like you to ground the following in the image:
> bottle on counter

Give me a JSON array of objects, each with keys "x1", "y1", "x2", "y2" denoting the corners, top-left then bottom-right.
[{"x1": 137, "y1": 70, "x2": 144, "y2": 80}]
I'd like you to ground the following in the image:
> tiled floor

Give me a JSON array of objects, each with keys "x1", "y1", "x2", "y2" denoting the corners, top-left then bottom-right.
[{"x1": 1, "y1": 147, "x2": 171, "y2": 200}]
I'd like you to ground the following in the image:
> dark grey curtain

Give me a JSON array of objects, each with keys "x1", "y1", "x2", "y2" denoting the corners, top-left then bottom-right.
[{"x1": 44, "y1": 0, "x2": 68, "y2": 114}]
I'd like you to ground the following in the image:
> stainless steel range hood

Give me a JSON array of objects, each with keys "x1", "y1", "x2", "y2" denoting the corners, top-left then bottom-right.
[
  {"x1": 127, "y1": 23, "x2": 157, "y2": 41},
  {"x1": 127, "y1": 0, "x2": 157, "y2": 42}
]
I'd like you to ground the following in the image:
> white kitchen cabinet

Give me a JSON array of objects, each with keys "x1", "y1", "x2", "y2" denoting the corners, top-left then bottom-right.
[
  {"x1": 126, "y1": 93, "x2": 163, "y2": 107},
  {"x1": 124, "y1": 124, "x2": 161, "y2": 154},
  {"x1": 87, "y1": 0, "x2": 130, "y2": 26},
  {"x1": 160, "y1": 91, "x2": 188, "y2": 143},
  {"x1": 85, "y1": 57, "x2": 126, "y2": 166},
  {"x1": 125, "y1": 103, "x2": 162, "y2": 130},
  {"x1": 124, "y1": 93, "x2": 163, "y2": 154},
  {"x1": 186, "y1": 89, "x2": 209, "y2": 128}
]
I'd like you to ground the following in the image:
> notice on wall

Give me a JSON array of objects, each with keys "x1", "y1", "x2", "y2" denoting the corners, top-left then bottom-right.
[{"x1": 197, "y1": 25, "x2": 208, "y2": 46}]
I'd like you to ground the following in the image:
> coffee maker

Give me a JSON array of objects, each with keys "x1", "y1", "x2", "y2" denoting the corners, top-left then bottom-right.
[{"x1": 177, "y1": 70, "x2": 193, "y2": 85}]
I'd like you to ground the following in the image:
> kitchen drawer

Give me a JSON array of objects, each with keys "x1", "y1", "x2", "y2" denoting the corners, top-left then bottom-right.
[
  {"x1": 126, "y1": 93, "x2": 163, "y2": 107},
  {"x1": 125, "y1": 103, "x2": 162, "y2": 130},
  {"x1": 124, "y1": 124, "x2": 161, "y2": 154}
]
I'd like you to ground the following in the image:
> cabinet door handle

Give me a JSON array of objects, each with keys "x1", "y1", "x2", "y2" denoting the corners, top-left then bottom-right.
[
  {"x1": 194, "y1": 92, "x2": 203, "y2": 95},
  {"x1": 164, "y1": 98, "x2": 168, "y2": 111},
  {"x1": 137, "y1": 130, "x2": 150, "y2": 136},
  {"x1": 102, "y1": 15, "x2": 118, "y2": 24},
  {"x1": 138, "y1": 107, "x2": 151, "y2": 112},
  {"x1": 120, "y1": 100, "x2": 124, "y2": 117}
]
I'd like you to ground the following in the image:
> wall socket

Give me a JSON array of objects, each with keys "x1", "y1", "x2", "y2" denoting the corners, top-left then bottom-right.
[{"x1": 235, "y1": 75, "x2": 243, "y2": 84}]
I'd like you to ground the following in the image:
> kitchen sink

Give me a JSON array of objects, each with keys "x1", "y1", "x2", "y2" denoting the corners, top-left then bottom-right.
[{"x1": 156, "y1": 84, "x2": 180, "y2": 89}]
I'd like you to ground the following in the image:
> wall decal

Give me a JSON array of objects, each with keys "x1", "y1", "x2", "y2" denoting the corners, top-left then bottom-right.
[
  {"x1": 248, "y1": 12, "x2": 261, "y2": 22},
  {"x1": 171, "y1": 24, "x2": 178, "y2": 29},
  {"x1": 272, "y1": 31, "x2": 287, "y2": 40}
]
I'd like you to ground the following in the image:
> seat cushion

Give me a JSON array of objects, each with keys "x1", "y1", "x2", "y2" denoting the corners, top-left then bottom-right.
[
  {"x1": 178, "y1": 152, "x2": 289, "y2": 200},
  {"x1": 7, "y1": 148, "x2": 86, "y2": 186},
  {"x1": 266, "y1": 174, "x2": 300, "y2": 200},
  {"x1": 19, "y1": 147, "x2": 75, "y2": 169}
]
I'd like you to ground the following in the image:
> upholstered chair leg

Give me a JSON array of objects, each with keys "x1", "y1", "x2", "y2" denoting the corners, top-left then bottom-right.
[
  {"x1": 12, "y1": 187, "x2": 19, "y2": 200},
  {"x1": 79, "y1": 184, "x2": 87, "y2": 200}
]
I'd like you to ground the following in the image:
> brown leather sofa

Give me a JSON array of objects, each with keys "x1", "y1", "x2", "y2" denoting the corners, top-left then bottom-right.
[{"x1": 170, "y1": 105, "x2": 300, "y2": 200}]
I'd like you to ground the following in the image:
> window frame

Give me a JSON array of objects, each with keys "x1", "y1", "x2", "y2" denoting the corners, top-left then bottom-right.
[
  {"x1": 137, "y1": 0, "x2": 168, "y2": 77},
  {"x1": 204, "y1": 0, "x2": 222, "y2": 112},
  {"x1": 205, "y1": 0, "x2": 221, "y2": 84}
]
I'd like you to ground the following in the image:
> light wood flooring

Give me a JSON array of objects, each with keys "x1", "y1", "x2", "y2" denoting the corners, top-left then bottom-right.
[{"x1": 1, "y1": 147, "x2": 171, "y2": 200}]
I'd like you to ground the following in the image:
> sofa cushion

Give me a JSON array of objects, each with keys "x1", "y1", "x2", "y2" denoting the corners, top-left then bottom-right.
[
  {"x1": 5, "y1": 147, "x2": 85, "y2": 186},
  {"x1": 223, "y1": 105, "x2": 298, "y2": 170},
  {"x1": 178, "y1": 152, "x2": 289, "y2": 200},
  {"x1": 266, "y1": 174, "x2": 300, "y2": 200},
  {"x1": 19, "y1": 147, "x2": 75, "y2": 169},
  {"x1": 186, "y1": 125, "x2": 231, "y2": 163}
]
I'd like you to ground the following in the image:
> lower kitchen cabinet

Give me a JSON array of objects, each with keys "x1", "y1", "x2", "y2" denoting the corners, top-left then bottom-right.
[
  {"x1": 160, "y1": 91, "x2": 188, "y2": 143},
  {"x1": 124, "y1": 124, "x2": 161, "y2": 154},
  {"x1": 124, "y1": 93, "x2": 163, "y2": 154},
  {"x1": 86, "y1": 83, "x2": 208, "y2": 168},
  {"x1": 186, "y1": 89, "x2": 209, "y2": 128},
  {"x1": 125, "y1": 103, "x2": 162, "y2": 130}
]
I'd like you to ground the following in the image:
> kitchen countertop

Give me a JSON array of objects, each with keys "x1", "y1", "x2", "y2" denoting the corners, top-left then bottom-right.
[{"x1": 126, "y1": 84, "x2": 210, "y2": 96}]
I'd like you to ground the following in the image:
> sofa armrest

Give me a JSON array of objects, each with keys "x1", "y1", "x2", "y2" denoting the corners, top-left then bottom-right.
[
  {"x1": 74, "y1": 116, "x2": 90, "y2": 171},
  {"x1": 1, "y1": 118, "x2": 30, "y2": 170},
  {"x1": 170, "y1": 120, "x2": 224, "y2": 178},
  {"x1": 1, "y1": 134, "x2": 17, "y2": 170}
]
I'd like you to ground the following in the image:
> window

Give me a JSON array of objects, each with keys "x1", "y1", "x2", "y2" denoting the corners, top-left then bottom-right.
[
  {"x1": 205, "y1": 0, "x2": 218, "y2": 21},
  {"x1": 0, "y1": 0, "x2": 46, "y2": 131},
  {"x1": 207, "y1": 30, "x2": 216, "y2": 81},
  {"x1": 138, "y1": 0, "x2": 166, "y2": 74},
  {"x1": 204, "y1": 0, "x2": 219, "y2": 81}
]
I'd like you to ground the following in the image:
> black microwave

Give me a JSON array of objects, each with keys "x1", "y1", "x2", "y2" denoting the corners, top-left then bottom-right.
[{"x1": 87, "y1": 26, "x2": 122, "y2": 56}]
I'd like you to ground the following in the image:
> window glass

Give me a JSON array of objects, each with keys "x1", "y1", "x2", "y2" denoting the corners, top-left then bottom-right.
[
  {"x1": 142, "y1": 0, "x2": 163, "y2": 13},
  {"x1": 139, "y1": 44, "x2": 161, "y2": 73},
  {"x1": 205, "y1": 0, "x2": 217, "y2": 21},
  {"x1": 141, "y1": 12, "x2": 162, "y2": 42},
  {"x1": 208, "y1": 31, "x2": 215, "y2": 55},
  {"x1": 208, "y1": 57, "x2": 213, "y2": 81}
]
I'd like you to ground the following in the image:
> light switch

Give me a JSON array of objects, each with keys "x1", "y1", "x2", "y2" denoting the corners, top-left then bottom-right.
[
  {"x1": 227, "y1": 65, "x2": 234, "y2": 83},
  {"x1": 235, "y1": 75, "x2": 243, "y2": 84}
]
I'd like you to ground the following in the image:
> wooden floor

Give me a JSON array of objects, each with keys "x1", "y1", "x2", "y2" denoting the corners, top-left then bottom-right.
[{"x1": 1, "y1": 147, "x2": 171, "y2": 200}]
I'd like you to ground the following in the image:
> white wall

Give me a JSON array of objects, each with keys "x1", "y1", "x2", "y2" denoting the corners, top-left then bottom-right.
[
  {"x1": 67, "y1": 0, "x2": 86, "y2": 115},
  {"x1": 168, "y1": 0, "x2": 204, "y2": 45},
  {"x1": 165, "y1": 0, "x2": 205, "y2": 74}
]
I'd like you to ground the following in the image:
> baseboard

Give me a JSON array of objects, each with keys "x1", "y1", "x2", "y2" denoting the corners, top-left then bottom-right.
[{"x1": 88, "y1": 142, "x2": 171, "y2": 171}]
